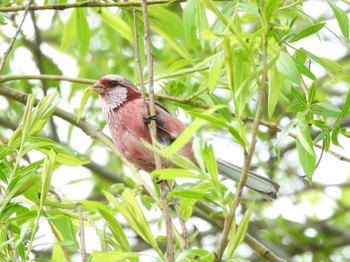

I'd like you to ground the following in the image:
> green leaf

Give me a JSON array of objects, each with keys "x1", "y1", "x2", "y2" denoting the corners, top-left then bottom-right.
[
  {"x1": 103, "y1": 190, "x2": 162, "y2": 256},
  {"x1": 20, "y1": 137, "x2": 89, "y2": 166},
  {"x1": 177, "y1": 249, "x2": 214, "y2": 262},
  {"x1": 61, "y1": 9, "x2": 77, "y2": 51},
  {"x1": 98, "y1": 208, "x2": 131, "y2": 253},
  {"x1": 40, "y1": 150, "x2": 56, "y2": 206},
  {"x1": 203, "y1": 144, "x2": 222, "y2": 201},
  {"x1": 97, "y1": 8, "x2": 133, "y2": 43},
  {"x1": 291, "y1": 87, "x2": 307, "y2": 105},
  {"x1": 76, "y1": 8, "x2": 90, "y2": 56},
  {"x1": 275, "y1": 119, "x2": 296, "y2": 158},
  {"x1": 331, "y1": 125, "x2": 342, "y2": 147},
  {"x1": 334, "y1": 88, "x2": 350, "y2": 126},
  {"x1": 148, "y1": 6, "x2": 191, "y2": 59},
  {"x1": 289, "y1": 23, "x2": 326, "y2": 42},
  {"x1": 77, "y1": 87, "x2": 93, "y2": 123},
  {"x1": 227, "y1": 202, "x2": 254, "y2": 258},
  {"x1": 91, "y1": 251, "x2": 139, "y2": 262},
  {"x1": 208, "y1": 53, "x2": 224, "y2": 93},
  {"x1": 183, "y1": 0, "x2": 199, "y2": 50},
  {"x1": 299, "y1": 48, "x2": 342, "y2": 77},
  {"x1": 327, "y1": 0, "x2": 349, "y2": 38},
  {"x1": 164, "y1": 105, "x2": 228, "y2": 157},
  {"x1": 188, "y1": 111, "x2": 246, "y2": 147},
  {"x1": 308, "y1": 81, "x2": 316, "y2": 102},
  {"x1": 296, "y1": 122, "x2": 316, "y2": 181},
  {"x1": 268, "y1": 65, "x2": 282, "y2": 118},
  {"x1": 276, "y1": 51, "x2": 301, "y2": 85},
  {"x1": 153, "y1": 168, "x2": 206, "y2": 180},
  {"x1": 47, "y1": 210, "x2": 79, "y2": 251},
  {"x1": 311, "y1": 102, "x2": 341, "y2": 117}
]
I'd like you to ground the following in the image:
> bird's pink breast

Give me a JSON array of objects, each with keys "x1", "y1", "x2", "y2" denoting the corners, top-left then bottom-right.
[{"x1": 105, "y1": 98, "x2": 195, "y2": 172}]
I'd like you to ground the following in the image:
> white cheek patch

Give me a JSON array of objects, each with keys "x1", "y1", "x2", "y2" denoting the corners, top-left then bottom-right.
[{"x1": 99, "y1": 87, "x2": 128, "y2": 115}]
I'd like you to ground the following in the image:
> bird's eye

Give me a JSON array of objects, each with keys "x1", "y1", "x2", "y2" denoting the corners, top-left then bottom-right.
[{"x1": 110, "y1": 80, "x2": 119, "y2": 87}]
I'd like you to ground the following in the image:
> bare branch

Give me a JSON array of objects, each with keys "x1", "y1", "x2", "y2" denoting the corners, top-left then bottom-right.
[
  {"x1": 140, "y1": 0, "x2": 174, "y2": 259},
  {"x1": 0, "y1": 0, "x2": 33, "y2": 74},
  {"x1": 77, "y1": 203, "x2": 87, "y2": 262},
  {"x1": 0, "y1": 0, "x2": 186, "y2": 12}
]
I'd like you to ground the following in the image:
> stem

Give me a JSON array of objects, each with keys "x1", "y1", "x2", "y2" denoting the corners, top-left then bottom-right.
[
  {"x1": 215, "y1": 28, "x2": 270, "y2": 262},
  {"x1": 140, "y1": 0, "x2": 174, "y2": 260},
  {"x1": 0, "y1": 0, "x2": 33, "y2": 74}
]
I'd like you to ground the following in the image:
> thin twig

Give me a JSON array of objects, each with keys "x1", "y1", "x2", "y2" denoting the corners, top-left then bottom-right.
[
  {"x1": 0, "y1": 0, "x2": 188, "y2": 12},
  {"x1": 172, "y1": 197, "x2": 191, "y2": 249},
  {"x1": 77, "y1": 203, "x2": 87, "y2": 262},
  {"x1": 0, "y1": 0, "x2": 33, "y2": 74},
  {"x1": 133, "y1": 9, "x2": 149, "y2": 115},
  {"x1": 215, "y1": 27, "x2": 270, "y2": 261},
  {"x1": 140, "y1": 0, "x2": 174, "y2": 260}
]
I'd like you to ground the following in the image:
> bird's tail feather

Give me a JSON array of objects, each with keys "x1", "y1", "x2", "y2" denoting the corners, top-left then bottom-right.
[{"x1": 216, "y1": 158, "x2": 280, "y2": 200}]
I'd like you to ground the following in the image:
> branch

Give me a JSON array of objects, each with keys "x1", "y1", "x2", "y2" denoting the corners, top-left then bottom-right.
[
  {"x1": 0, "y1": 0, "x2": 186, "y2": 12},
  {"x1": 140, "y1": 0, "x2": 174, "y2": 260},
  {"x1": 215, "y1": 27, "x2": 269, "y2": 261},
  {"x1": 77, "y1": 203, "x2": 87, "y2": 262},
  {"x1": 0, "y1": 0, "x2": 33, "y2": 74}
]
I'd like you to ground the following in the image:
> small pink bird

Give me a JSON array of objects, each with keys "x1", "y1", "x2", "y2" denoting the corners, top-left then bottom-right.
[{"x1": 93, "y1": 75, "x2": 280, "y2": 199}]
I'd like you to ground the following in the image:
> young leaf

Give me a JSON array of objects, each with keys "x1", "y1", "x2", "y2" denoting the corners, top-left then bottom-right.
[
  {"x1": 296, "y1": 122, "x2": 316, "y2": 181},
  {"x1": 268, "y1": 65, "x2": 282, "y2": 118},
  {"x1": 275, "y1": 119, "x2": 296, "y2": 158},
  {"x1": 227, "y1": 202, "x2": 254, "y2": 258},
  {"x1": 97, "y1": 8, "x2": 133, "y2": 42},
  {"x1": 299, "y1": 48, "x2": 342, "y2": 77},
  {"x1": 77, "y1": 87, "x2": 93, "y2": 123},
  {"x1": 327, "y1": 0, "x2": 349, "y2": 38},
  {"x1": 334, "y1": 87, "x2": 350, "y2": 126},
  {"x1": 76, "y1": 8, "x2": 90, "y2": 56},
  {"x1": 289, "y1": 23, "x2": 326, "y2": 42},
  {"x1": 276, "y1": 51, "x2": 301, "y2": 85},
  {"x1": 164, "y1": 104, "x2": 228, "y2": 157}
]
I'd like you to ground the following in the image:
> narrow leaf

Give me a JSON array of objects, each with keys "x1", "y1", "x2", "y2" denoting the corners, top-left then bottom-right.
[
  {"x1": 327, "y1": 0, "x2": 349, "y2": 38},
  {"x1": 296, "y1": 122, "x2": 316, "y2": 181},
  {"x1": 276, "y1": 51, "x2": 301, "y2": 85},
  {"x1": 77, "y1": 87, "x2": 93, "y2": 123},
  {"x1": 289, "y1": 23, "x2": 326, "y2": 42}
]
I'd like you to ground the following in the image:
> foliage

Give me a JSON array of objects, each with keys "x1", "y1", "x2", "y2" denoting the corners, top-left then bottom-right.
[{"x1": 0, "y1": 0, "x2": 350, "y2": 261}]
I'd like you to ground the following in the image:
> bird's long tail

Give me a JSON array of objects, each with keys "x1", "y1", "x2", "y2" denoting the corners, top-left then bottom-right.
[{"x1": 217, "y1": 158, "x2": 280, "y2": 200}]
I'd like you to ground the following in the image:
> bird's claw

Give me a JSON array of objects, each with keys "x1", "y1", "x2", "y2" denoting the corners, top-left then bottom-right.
[{"x1": 144, "y1": 115, "x2": 157, "y2": 124}]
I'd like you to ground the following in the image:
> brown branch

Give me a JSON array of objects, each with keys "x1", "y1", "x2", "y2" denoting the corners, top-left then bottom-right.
[
  {"x1": 0, "y1": 0, "x2": 33, "y2": 74},
  {"x1": 140, "y1": 0, "x2": 174, "y2": 260},
  {"x1": 215, "y1": 27, "x2": 270, "y2": 261},
  {"x1": 0, "y1": 0, "x2": 187, "y2": 12},
  {"x1": 77, "y1": 203, "x2": 87, "y2": 262}
]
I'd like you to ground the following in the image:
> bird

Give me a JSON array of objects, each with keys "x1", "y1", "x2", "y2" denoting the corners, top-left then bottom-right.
[{"x1": 92, "y1": 74, "x2": 280, "y2": 199}]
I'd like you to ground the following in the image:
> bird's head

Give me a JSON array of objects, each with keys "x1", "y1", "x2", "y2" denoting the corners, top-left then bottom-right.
[{"x1": 92, "y1": 74, "x2": 141, "y2": 112}]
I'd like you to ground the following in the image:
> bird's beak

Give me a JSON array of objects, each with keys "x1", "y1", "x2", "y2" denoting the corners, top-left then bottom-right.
[{"x1": 92, "y1": 82, "x2": 105, "y2": 94}]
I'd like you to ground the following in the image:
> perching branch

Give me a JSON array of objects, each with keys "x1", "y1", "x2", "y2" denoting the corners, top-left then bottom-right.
[
  {"x1": 139, "y1": 0, "x2": 175, "y2": 260},
  {"x1": 77, "y1": 203, "x2": 87, "y2": 262},
  {"x1": 0, "y1": 0, "x2": 33, "y2": 74}
]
